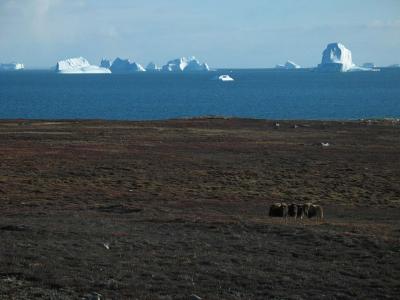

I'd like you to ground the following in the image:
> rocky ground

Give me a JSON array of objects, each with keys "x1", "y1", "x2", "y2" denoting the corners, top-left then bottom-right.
[{"x1": 0, "y1": 118, "x2": 399, "y2": 299}]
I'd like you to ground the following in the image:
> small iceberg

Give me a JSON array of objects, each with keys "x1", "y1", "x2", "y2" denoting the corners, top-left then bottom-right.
[
  {"x1": 362, "y1": 62, "x2": 375, "y2": 69},
  {"x1": 387, "y1": 64, "x2": 400, "y2": 68},
  {"x1": 146, "y1": 62, "x2": 161, "y2": 72},
  {"x1": 0, "y1": 62, "x2": 24, "y2": 71},
  {"x1": 275, "y1": 60, "x2": 301, "y2": 69},
  {"x1": 162, "y1": 57, "x2": 210, "y2": 72},
  {"x1": 349, "y1": 65, "x2": 380, "y2": 72},
  {"x1": 56, "y1": 57, "x2": 111, "y2": 74},
  {"x1": 110, "y1": 58, "x2": 146, "y2": 73},
  {"x1": 213, "y1": 75, "x2": 234, "y2": 82}
]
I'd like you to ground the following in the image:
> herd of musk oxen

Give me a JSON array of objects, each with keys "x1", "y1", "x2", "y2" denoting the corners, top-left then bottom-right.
[{"x1": 269, "y1": 203, "x2": 324, "y2": 221}]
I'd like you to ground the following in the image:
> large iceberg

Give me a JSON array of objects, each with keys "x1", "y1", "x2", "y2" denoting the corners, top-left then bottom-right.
[
  {"x1": 56, "y1": 57, "x2": 111, "y2": 74},
  {"x1": 0, "y1": 62, "x2": 24, "y2": 71},
  {"x1": 162, "y1": 57, "x2": 210, "y2": 72},
  {"x1": 275, "y1": 60, "x2": 301, "y2": 69},
  {"x1": 317, "y1": 43, "x2": 355, "y2": 72},
  {"x1": 110, "y1": 58, "x2": 146, "y2": 73},
  {"x1": 317, "y1": 44, "x2": 378, "y2": 72},
  {"x1": 146, "y1": 62, "x2": 161, "y2": 72}
]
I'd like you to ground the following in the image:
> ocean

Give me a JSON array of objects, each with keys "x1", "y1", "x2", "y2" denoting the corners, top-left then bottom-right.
[{"x1": 0, "y1": 69, "x2": 399, "y2": 120}]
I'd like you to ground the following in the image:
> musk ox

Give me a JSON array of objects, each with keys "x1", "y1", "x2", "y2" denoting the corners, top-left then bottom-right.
[
  {"x1": 288, "y1": 203, "x2": 305, "y2": 219},
  {"x1": 288, "y1": 203, "x2": 298, "y2": 218},
  {"x1": 269, "y1": 203, "x2": 288, "y2": 218},
  {"x1": 296, "y1": 204, "x2": 304, "y2": 219},
  {"x1": 302, "y1": 203, "x2": 313, "y2": 218},
  {"x1": 307, "y1": 204, "x2": 324, "y2": 221}
]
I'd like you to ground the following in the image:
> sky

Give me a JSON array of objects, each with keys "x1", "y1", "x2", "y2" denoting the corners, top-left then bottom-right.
[{"x1": 0, "y1": 0, "x2": 399, "y2": 68}]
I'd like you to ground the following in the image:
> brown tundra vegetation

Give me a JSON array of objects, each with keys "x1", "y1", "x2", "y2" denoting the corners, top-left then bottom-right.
[{"x1": 0, "y1": 118, "x2": 399, "y2": 299}]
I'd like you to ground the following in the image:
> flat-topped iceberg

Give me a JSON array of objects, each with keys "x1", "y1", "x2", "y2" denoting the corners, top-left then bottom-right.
[
  {"x1": 162, "y1": 57, "x2": 210, "y2": 72},
  {"x1": 276, "y1": 61, "x2": 301, "y2": 69},
  {"x1": 0, "y1": 62, "x2": 24, "y2": 71},
  {"x1": 212, "y1": 75, "x2": 234, "y2": 82},
  {"x1": 110, "y1": 58, "x2": 146, "y2": 73},
  {"x1": 317, "y1": 43, "x2": 355, "y2": 72},
  {"x1": 56, "y1": 57, "x2": 111, "y2": 74},
  {"x1": 146, "y1": 62, "x2": 161, "y2": 72}
]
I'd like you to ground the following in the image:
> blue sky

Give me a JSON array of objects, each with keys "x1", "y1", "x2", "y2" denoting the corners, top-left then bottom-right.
[{"x1": 0, "y1": 0, "x2": 399, "y2": 68}]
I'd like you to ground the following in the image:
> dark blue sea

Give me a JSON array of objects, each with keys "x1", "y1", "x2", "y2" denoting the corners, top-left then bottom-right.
[{"x1": 1, "y1": 69, "x2": 399, "y2": 120}]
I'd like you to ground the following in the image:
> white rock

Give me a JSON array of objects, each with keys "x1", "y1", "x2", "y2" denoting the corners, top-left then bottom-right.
[
  {"x1": 146, "y1": 62, "x2": 161, "y2": 72},
  {"x1": 56, "y1": 57, "x2": 111, "y2": 74},
  {"x1": 317, "y1": 43, "x2": 355, "y2": 72},
  {"x1": 0, "y1": 62, "x2": 24, "y2": 71},
  {"x1": 100, "y1": 58, "x2": 111, "y2": 69},
  {"x1": 110, "y1": 58, "x2": 146, "y2": 73},
  {"x1": 162, "y1": 57, "x2": 210, "y2": 72},
  {"x1": 276, "y1": 60, "x2": 301, "y2": 69},
  {"x1": 213, "y1": 75, "x2": 234, "y2": 82}
]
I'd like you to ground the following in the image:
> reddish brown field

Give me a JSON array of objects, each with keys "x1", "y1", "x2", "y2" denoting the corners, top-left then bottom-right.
[{"x1": 0, "y1": 118, "x2": 399, "y2": 299}]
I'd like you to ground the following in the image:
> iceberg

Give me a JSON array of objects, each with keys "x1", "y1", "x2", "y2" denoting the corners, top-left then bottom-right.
[
  {"x1": 146, "y1": 62, "x2": 161, "y2": 72},
  {"x1": 100, "y1": 58, "x2": 111, "y2": 69},
  {"x1": 349, "y1": 66, "x2": 380, "y2": 72},
  {"x1": 317, "y1": 43, "x2": 355, "y2": 72},
  {"x1": 0, "y1": 62, "x2": 24, "y2": 71},
  {"x1": 387, "y1": 64, "x2": 400, "y2": 68},
  {"x1": 162, "y1": 57, "x2": 210, "y2": 72},
  {"x1": 110, "y1": 58, "x2": 146, "y2": 73},
  {"x1": 275, "y1": 61, "x2": 301, "y2": 69},
  {"x1": 162, "y1": 58, "x2": 188, "y2": 72},
  {"x1": 362, "y1": 62, "x2": 375, "y2": 69},
  {"x1": 56, "y1": 57, "x2": 111, "y2": 74},
  {"x1": 184, "y1": 58, "x2": 210, "y2": 72},
  {"x1": 212, "y1": 75, "x2": 234, "y2": 82}
]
